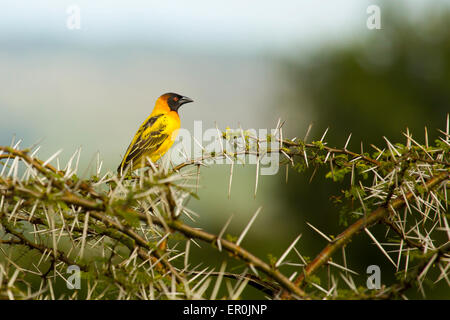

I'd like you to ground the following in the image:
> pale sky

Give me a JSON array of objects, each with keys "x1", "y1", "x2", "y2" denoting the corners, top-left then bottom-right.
[{"x1": 2, "y1": 0, "x2": 447, "y2": 53}]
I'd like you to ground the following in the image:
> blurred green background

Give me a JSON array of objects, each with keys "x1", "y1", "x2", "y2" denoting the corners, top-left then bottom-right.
[{"x1": 1, "y1": 0, "x2": 449, "y2": 298}]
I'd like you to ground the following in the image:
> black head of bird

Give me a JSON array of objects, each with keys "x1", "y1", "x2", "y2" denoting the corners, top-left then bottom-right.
[{"x1": 161, "y1": 92, "x2": 194, "y2": 112}]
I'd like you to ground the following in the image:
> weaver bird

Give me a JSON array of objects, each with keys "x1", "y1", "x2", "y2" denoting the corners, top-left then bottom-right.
[{"x1": 117, "y1": 92, "x2": 194, "y2": 174}]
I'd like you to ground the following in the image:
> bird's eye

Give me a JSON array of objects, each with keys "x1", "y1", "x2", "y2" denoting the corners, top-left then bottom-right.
[{"x1": 173, "y1": 97, "x2": 179, "y2": 102}]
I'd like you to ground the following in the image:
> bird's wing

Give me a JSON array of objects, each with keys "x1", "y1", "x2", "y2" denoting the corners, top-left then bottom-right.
[{"x1": 119, "y1": 114, "x2": 169, "y2": 171}]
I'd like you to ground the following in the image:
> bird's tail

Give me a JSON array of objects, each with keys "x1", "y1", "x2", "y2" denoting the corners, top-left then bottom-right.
[{"x1": 117, "y1": 161, "x2": 124, "y2": 176}]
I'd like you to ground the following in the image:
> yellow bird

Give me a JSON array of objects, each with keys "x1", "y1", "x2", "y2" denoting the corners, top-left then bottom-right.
[{"x1": 117, "y1": 92, "x2": 193, "y2": 174}]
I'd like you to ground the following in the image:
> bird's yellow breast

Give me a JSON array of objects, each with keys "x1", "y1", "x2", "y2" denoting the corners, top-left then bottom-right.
[{"x1": 144, "y1": 111, "x2": 180, "y2": 162}]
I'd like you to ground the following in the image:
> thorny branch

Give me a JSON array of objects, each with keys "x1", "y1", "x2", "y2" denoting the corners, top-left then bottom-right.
[{"x1": 0, "y1": 117, "x2": 449, "y2": 300}]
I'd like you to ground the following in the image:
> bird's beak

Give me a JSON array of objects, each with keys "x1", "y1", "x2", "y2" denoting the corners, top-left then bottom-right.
[{"x1": 179, "y1": 96, "x2": 194, "y2": 106}]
